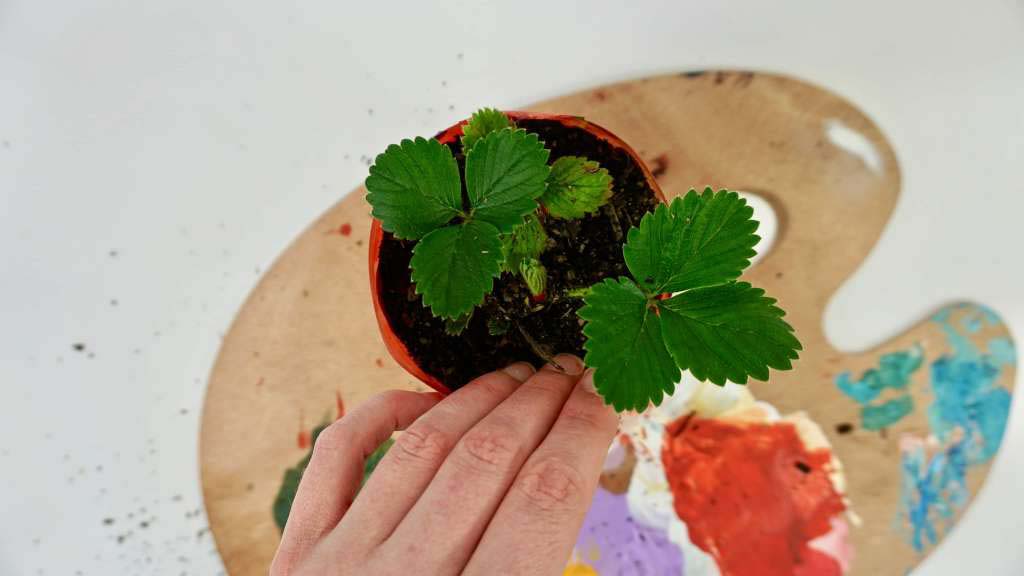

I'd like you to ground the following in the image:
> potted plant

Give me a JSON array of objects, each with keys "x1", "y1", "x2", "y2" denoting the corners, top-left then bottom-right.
[{"x1": 366, "y1": 109, "x2": 801, "y2": 411}]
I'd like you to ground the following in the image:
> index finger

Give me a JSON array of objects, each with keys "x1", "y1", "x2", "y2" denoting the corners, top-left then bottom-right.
[{"x1": 462, "y1": 369, "x2": 618, "y2": 576}]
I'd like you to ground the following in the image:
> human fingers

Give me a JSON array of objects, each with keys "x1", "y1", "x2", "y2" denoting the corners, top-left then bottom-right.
[
  {"x1": 377, "y1": 355, "x2": 585, "y2": 575},
  {"x1": 463, "y1": 369, "x2": 617, "y2": 576},
  {"x1": 325, "y1": 363, "x2": 534, "y2": 555}
]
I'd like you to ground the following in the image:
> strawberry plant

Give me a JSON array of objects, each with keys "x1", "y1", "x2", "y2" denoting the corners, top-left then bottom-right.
[{"x1": 366, "y1": 109, "x2": 801, "y2": 411}]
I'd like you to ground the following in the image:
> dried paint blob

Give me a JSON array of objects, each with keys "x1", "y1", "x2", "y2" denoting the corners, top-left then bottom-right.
[
  {"x1": 662, "y1": 417, "x2": 846, "y2": 576},
  {"x1": 564, "y1": 381, "x2": 853, "y2": 576}
]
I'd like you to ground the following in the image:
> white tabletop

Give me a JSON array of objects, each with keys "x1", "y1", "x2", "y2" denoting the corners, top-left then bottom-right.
[{"x1": 2, "y1": 1, "x2": 1022, "y2": 574}]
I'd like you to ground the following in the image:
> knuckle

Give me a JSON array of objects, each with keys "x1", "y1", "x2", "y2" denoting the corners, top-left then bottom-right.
[
  {"x1": 525, "y1": 379, "x2": 570, "y2": 402},
  {"x1": 456, "y1": 373, "x2": 515, "y2": 405},
  {"x1": 559, "y1": 401, "x2": 616, "y2": 435},
  {"x1": 515, "y1": 457, "x2": 585, "y2": 512},
  {"x1": 312, "y1": 418, "x2": 353, "y2": 455},
  {"x1": 457, "y1": 425, "x2": 521, "y2": 472},
  {"x1": 371, "y1": 389, "x2": 409, "y2": 411},
  {"x1": 391, "y1": 424, "x2": 450, "y2": 467}
]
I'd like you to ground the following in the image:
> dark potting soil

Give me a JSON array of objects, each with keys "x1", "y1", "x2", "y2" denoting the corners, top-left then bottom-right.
[{"x1": 376, "y1": 118, "x2": 661, "y2": 390}]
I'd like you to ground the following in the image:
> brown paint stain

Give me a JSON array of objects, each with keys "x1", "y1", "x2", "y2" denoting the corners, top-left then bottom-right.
[
  {"x1": 593, "y1": 89, "x2": 608, "y2": 101},
  {"x1": 256, "y1": 377, "x2": 265, "y2": 387},
  {"x1": 599, "y1": 436, "x2": 637, "y2": 494},
  {"x1": 735, "y1": 71, "x2": 754, "y2": 87},
  {"x1": 650, "y1": 154, "x2": 670, "y2": 178},
  {"x1": 375, "y1": 358, "x2": 385, "y2": 368},
  {"x1": 835, "y1": 423, "x2": 854, "y2": 435}
]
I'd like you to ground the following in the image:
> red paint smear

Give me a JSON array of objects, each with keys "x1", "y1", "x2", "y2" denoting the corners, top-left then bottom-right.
[
  {"x1": 325, "y1": 223, "x2": 353, "y2": 237},
  {"x1": 256, "y1": 376, "x2": 265, "y2": 387},
  {"x1": 662, "y1": 416, "x2": 845, "y2": 576},
  {"x1": 297, "y1": 410, "x2": 311, "y2": 450},
  {"x1": 335, "y1": 390, "x2": 346, "y2": 420}
]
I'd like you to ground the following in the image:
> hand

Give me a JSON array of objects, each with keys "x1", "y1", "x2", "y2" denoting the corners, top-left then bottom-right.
[{"x1": 271, "y1": 354, "x2": 618, "y2": 575}]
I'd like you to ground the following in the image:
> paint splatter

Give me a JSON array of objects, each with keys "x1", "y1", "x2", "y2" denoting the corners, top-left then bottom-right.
[
  {"x1": 569, "y1": 487, "x2": 684, "y2": 575},
  {"x1": 861, "y1": 395, "x2": 914, "y2": 431},
  {"x1": 662, "y1": 416, "x2": 846, "y2": 576},
  {"x1": 892, "y1": 304, "x2": 1015, "y2": 553},
  {"x1": 650, "y1": 154, "x2": 670, "y2": 178},
  {"x1": 562, "y1": 560, "x2": 599, "y2": 576},
  {"x1": 296, "y1": 410, "x2": 311, "y2": 450},
  {"x1": 335, "y1": 391, "x2": 346, "y2": 419},
  {"x1": 929, "y1": 308, "x2": 1012, "y2": 464},
  {"x1": 896, "y1": 433, "x2": 968, "y2": 552},
  {"x1": 326, "y1": 223, "x2": 353, "y2": 236},
  {"x1": 835, "y1": 346, "x2": 922, "y2": 404},
  {"x1": 834, "y1": 345, "x2": 922, "y2": 429}
]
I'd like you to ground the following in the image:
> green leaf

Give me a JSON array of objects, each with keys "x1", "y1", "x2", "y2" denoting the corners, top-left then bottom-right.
[
  {"x1": 540, "y1": 156, "x2": 613, "y2": 219},
  {"x1": 624, "y1": 188, "x2": 759, "y2": 294},
  {"x1": 566, "y1": 286, "x2": 593, "y2": 299},
  {"x1": 487, "y1": 316, "x2": 510, "y2": 336},
  {"x1": 461, "y1": 108, "x2": 513, "y2": 152},
  {"x1": 272, "y1": 423, "x2": 328, "y2": 531},
  {"x1": 365, "y1": 137, "x2": 463, "y2": 240},
  {"x1": 658, "y1": 282, "x2": 801, "y2": 385},
  {"x1": 579, "y1": 278, "x2": 680, "y2": 411},
  {"x1": 444, "y1": 311, "x2": 473, "y2": 335},
  {"x1": 519, "y1": 258, "x2": 547, "y2": 296},
  {"x1": 465, "y1": 128, "x2": 550, "y2": 233},
  {"x1": 410, "y1": 219, "x2": 503, "y2": 319},
  {"x1": 500, "y1": 213, "x2": 548, "y2": 272},
  {"x1": 274, "y1": 427, "x2": 396, "y2": 531}
]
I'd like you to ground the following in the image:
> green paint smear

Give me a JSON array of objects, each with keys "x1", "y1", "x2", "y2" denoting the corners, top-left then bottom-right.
[
  {"x1": 273, "y1": 428, "x2": 395, "y2": 532},
  {"x1": 861, "y1": 394, "x2": 914, "y2": 430},
  {"x1": 835, "y1": 345, "x2": 923, "y2": 405}
]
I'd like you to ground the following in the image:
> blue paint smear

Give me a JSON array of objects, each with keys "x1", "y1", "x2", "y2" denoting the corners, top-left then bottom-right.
[
  {"x1": 928, "y1": 357, "x2": 1011, "y2": 463},
  {"x1": 962, "y1": 315, "x2": 983, "y2": 333},
  {"x1": 862, "y1": 394, "x2": 914, "y2": 430},
  {"x1": 835, "y1": 345, "x2": 923, "y2": 405},
  {"x1": 929, "y1": 307, "x2": 1014, "y2": 464},
  {"x1": 898, "y1": 438, "x2": 968, "y2": 552},
  {"x1": 989, "y1": 337, "x2": 1016, "y2": 367},
  {"x1": 896, "y1": 304, "x2": 1016, "y2": 553}
]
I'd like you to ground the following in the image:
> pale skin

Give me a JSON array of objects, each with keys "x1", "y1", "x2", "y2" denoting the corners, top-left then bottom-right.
[{"x1": 271, "y1": 354, "x2": 618, "y2": 576}]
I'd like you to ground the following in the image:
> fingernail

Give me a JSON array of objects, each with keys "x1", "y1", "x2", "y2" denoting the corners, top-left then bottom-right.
[
  {"x1": 580, "y1": 368, "x2": 598, "y2": 395},
  {"x1": 501, "y1": 362, "x2": 536, "y2": 383},
  {"x1": 545, "y1": 354, "x2": 584, "y2": 376}
]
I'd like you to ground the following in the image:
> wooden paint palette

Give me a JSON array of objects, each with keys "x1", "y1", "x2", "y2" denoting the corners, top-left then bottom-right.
[{"x1": 199, "y1": 72, "x2": 1017, "y2": 575}]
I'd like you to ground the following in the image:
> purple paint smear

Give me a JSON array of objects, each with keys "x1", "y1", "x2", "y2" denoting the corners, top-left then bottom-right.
[{"x1": 574, "y1": 487, "x2": 684, "y2": 575}]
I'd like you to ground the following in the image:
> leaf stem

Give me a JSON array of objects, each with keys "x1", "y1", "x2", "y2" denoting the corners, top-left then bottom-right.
[
  {"x1": 515, "y1": 322, "x2": 562, "y2": 370},
  {"x1": 604, "y1": 202, "x2": 624, "y2": 242}
]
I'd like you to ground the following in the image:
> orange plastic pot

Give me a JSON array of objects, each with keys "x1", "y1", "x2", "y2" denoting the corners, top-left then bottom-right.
[{"x1": 368, "y1": 112, "x2": 666, "y2": 395}]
